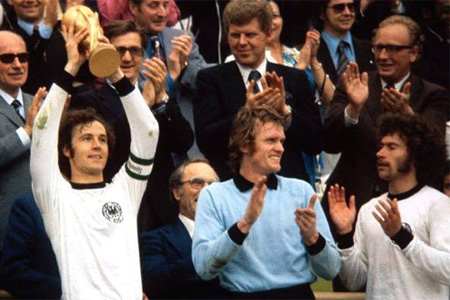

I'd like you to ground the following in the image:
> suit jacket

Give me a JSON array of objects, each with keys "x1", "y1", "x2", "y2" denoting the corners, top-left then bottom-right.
[
  {"x1": 193, "y1": 61, "x2": 322, "y2": 181},
  {"x1": 0, "y1": 194, "x2": 61, "y2": 299},
  {"x1": 140, "y1": 218, "x2": 222, "y2": 299},
  {"x1": 71, "y1": 83, "x2": 194, "y2": 231},
  {"x1": 317, "y1": 35, "x2": 375, "y2": 84},
  {"x1": 322, "y1": 71, "x2": 449, "y2": 235},
  {"x1": 0, "y1": 92, "x2": 33, "y2": 250}
]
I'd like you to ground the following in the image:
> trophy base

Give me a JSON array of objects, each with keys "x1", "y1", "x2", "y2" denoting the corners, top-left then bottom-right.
[{"x1": 89, "y1": 45, "x2": 120, "y2": 78}]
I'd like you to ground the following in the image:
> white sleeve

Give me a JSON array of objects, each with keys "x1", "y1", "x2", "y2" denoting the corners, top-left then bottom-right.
[
  {"x1": 111, "y1": 87, "x2": 159, "y2": 214},
  {"x1": 338, "y1": 208, "x2": 369, "y2": 291},
  {"x1": 30, "y1": 84, "x2": 68, "y2": 213},
  {"x1": 402, "y1": 197, "x2": 450, "y2": 285}
]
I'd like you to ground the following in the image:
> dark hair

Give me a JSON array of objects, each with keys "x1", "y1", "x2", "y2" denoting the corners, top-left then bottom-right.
[
  {"x1": 58, "y1": 108, "x2": 115, "y2": 179},
  {"x1": 223, "y1": 0, "x2": 273, "y2": 36},
  {"x1": 228, "y1": 106, "x2": 284, "y2": 174},
  {"x1": 169, "y1": 158, "x2": 212, "y2": 201},
  {"x1": 103, "y1": 20, "x2": 147, "y2": 49},
  {"x1": 377, "y1": 113, "x2": 445, "y2": 186}
]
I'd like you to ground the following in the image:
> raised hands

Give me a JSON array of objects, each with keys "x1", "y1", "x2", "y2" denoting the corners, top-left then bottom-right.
[
  {"x1": 168, "y1": 34, "x2": 192, "y2": 81},
  {"x1": 372, "y1": 198, "x2": 402, "y2": 238},
  {"x1": 381, "y1": 82, "x2": 414, "y2": 116},
  {"x1": 237, "y1": 177, "x2": 267, "y2": 234},
  {"x1": 141, "y1": 57, "x2": 167, "y2": 108},
  {"x1": 297, "y1": 30, "x2": 321, "y2": 70},
  {"x1": 295, "y1": 194, "x2": 319, "y2": 246},
  {"x1": 245, "y1": 71, "x2": 288, "y2": 115},
  {"x1": 44, "y1": 0, "x2": 59, "y2": 28},
  {"x1": 328, "y1": 184, "x2": 356, "y2": 235},
  {"x1": 343, "y1": 62, "x2": 369, "y2": 119},
  {"x1": 61, "y1": 23, "x2": 89, "y2": 76},
  {"x1": 25, "y1": 87, "x2": 47, "y2": 136}
]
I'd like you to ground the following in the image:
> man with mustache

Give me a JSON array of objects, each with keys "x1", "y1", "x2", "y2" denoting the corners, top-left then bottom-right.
[
  {"x1": 71, "y1": 20, "x2": 194, "y2": 232},
  {"x1": 140, "y1": 158, "x2": 223, "y2": 299},
  {"x1": 322, "y1": 15, "x2": 448, "y2": 241},
  {"x1": 0, "y1": 30, "x2": 40, "y2": 275},
  {"x1": 328, "y1": 113, "x2": 450, "y2": 298}
]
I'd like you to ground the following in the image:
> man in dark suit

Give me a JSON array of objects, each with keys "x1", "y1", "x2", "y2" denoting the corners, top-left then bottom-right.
[
  {"x1": 140, "y1": 158, "x2": 222, "y2": 299},
  {"x1": 71, "y1": 20, "x2": 194, "y2": 232},
  {"x1": 0, "y1": 194, "x2": 61, "y2": 299},
  {"x1": 323, "y1": 15, "x2": 449, "y2": 241},
  {"x1": 194, "y1": 0, "x2": 322, "y2": 181},
  {"x1": 0, "y1": 31, "x2": 40, "y2": 257},
  {"x1": 315, "y1": 0, "x2": 374, "y2": 85}
]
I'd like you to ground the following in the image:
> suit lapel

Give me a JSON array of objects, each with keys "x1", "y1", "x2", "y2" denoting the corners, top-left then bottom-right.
[
  {"x1": 365, "y1": 72, "x2": 383, "y2": 123},
  {"x1": 224, "y1": 62, "x2": 247, "y2": 108},
  {"x1": 23, "y1": 92, "x2": 33, "y2": 121},
  {"x1": 161, "y1": 29, "x2": 174, "y2": 66},
  {"x1": 318, "y1": 38, "x2": 338, "y2": 83},
  {"x1": 164, "y1": 218, "x2": 192, "y2": 258},
  {"x1": 0, "y1": 95, "x2": 23, "y2": 126}
]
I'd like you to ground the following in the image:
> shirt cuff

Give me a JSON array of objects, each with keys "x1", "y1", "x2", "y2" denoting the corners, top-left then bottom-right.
[
  {"x1": 227, "y1": 223, "x2": 248, "y2": 245},
  {"x1": 16, "y1": 127, "x2": 31, "y2": 148},
  {"x1": 391, "y1": 227, "x2": 414, "y2": 250},
  {"x1": 56, "y1": 71, "x2": 74, "y2": 93},
  {"x1": 112, "y1": 77, "x2": 135, "y2": 96},
  {"x1": 344, "y1": 106, "x2": 359, "y2": 127},
  {"x1": 337, "y1": 231, "x2": 354, "y2": 249},
  {"x1": 306, "y1": 233, "x2": 326, "y2": 255}
]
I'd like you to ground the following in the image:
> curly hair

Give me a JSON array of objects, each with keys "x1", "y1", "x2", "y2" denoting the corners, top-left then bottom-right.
[
  {"x1": 377, "y1": 113, "x2": 445, "y2": 186},
  {"x1": 223, "y1": 0, "x2": 273, "y2": 36},
  {"x1": 228, "y1": 106, "x2": 285, "y2": 174},
  {"x1": 58, "y1": 108, "x2": 115, "y2": 180}
]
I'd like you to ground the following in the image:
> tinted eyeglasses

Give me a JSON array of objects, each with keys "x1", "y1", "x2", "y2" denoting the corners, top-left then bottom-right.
[
  {"x1": 372, "y1": 44, "x2": 413, "y2": 55},
  {"x1": 115, "y1": 46, "x2": 143, "y2": 57},
  {"x1": 180, "y1": 177, "x2": 217, "y2": 189},
  {"x1": 327, "y1": 3, "x2": 355, "y2": 13},
  {"x1": 0, "y1": 52, "x2": 30, "y2": 64}
]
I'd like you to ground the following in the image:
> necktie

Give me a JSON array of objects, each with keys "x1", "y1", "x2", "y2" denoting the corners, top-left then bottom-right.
[
  {"x1": 248, "y1": 70, "x2": 261, "y2": 94},
  {"x1": 151, "y1": 36, "x2": 165, "y2": 62},
  {"x1": 11, "y1": 99, "x2": 25, "y2": 122},
  {"x1": 385, "y1": 83, "x2": 395, "y2": 90},
  {"x1": 336, "y1": 41, "x2": 349, "y2": 76}
]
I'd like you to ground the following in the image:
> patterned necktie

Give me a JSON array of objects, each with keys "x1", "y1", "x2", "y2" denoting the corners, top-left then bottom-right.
[
  {"x1": 11, "y1": 99, "x2": 25, "y2": 122},
  {"x1": 151, "y1": 35, "x2": 166, "y2": 62},
  {"x1": 248, "y1": 70, "x2": 261, "y2": 94},
  {"x1": 336, "y1": 41, "x2": 350, "y2": 76}
]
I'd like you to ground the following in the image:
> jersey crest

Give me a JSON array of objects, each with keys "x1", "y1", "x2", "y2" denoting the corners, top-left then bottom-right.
[{"x1": 102, "y1": 202, "x2": 124, "y2": 223}]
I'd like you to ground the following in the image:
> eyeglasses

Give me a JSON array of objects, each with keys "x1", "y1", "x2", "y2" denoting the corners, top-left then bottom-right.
[
  {"x1": 0, "y1": 52, "x2": 30, "y2": 64},
  {"x1": 327, "y1": 3, "x2": 355, "y2": 13},
  {"x1": 180, "y1": 177, "x2": 217, "y2": 189},
  {"x1": 115, "y1": 46, "x2": 143, "y2": 57},
  {"x1": 372, "y1": 44, "x2": 413, "y2": 54}
]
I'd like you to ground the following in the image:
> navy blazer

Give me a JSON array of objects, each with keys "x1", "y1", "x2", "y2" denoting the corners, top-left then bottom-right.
[
  {"x1": 193, "y1": 61, "x2": 322, "y2": 181},
  {"x1": 140, "y1": 218, "x2": 222, "y2": 299},
  {"x1": 0, "y1": 194, "x2": 61, "y2": 299}
]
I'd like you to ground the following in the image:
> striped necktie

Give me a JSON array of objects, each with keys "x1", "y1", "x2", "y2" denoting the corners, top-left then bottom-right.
[
  {"x1": 11, "y1": 99, "x2": 25, "y2": 122},
  {"x1": 336, "y1": 41, "x2": 349, "y2": 76}
]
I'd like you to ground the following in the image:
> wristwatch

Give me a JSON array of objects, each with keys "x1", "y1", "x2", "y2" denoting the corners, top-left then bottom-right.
[{"x1": 161, "y1": 93, "x2": 169, "y2": 104}]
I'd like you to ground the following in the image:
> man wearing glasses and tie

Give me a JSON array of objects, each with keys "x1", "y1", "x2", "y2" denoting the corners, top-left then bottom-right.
[
  {"x1": 0, "y1": 31, "x2": 41, "y2": 271},
  {"x1": 322, "y1": 15, "x2": 449, "y2": 266},
  {"x1": 139, "y1": 158, "x2": 223, "y2": 299}
]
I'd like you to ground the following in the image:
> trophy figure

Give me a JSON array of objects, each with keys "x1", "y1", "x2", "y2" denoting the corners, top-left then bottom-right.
[{"x1": 62, "y1": 5, "x2": 120, "y2": 78}]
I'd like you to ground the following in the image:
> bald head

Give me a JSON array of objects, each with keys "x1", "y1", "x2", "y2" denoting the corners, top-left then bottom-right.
[{"x1": 0, "y1": 31, "x2": 28, "y2": 97}]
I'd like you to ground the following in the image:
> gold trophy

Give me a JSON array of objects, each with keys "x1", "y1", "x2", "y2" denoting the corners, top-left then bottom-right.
[{"x1": 62, "y1": 5, "x2": 120, "y2": 78}]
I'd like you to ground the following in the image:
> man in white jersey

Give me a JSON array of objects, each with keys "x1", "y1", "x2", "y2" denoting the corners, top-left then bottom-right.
[
  {"x1": 329, "y1": 113, "x2": 450, "y2": 299},
  {"x1": 30, "y1": 25, "x2": 159, "y2": 299}
]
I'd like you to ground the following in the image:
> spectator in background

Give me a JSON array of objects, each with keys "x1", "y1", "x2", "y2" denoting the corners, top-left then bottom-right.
[
  {"x1": 413, "y1": 0, "x2": 450, "y2": 91},
  {"x1": 71, "y1": 20, "x2": 194, "y2": 232},
  {"x1": 140, "y1": 159, "x2": 223, "y2": 299},
  {"x1": 0, "y1": 31, "x2": 40, "y2": 261},
  {"x1": 0, "y1": 194, "x2": 61, "y2": 299},
  {"x1": 194, "y1": 0, "x2": 322, "y2": 182}
]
